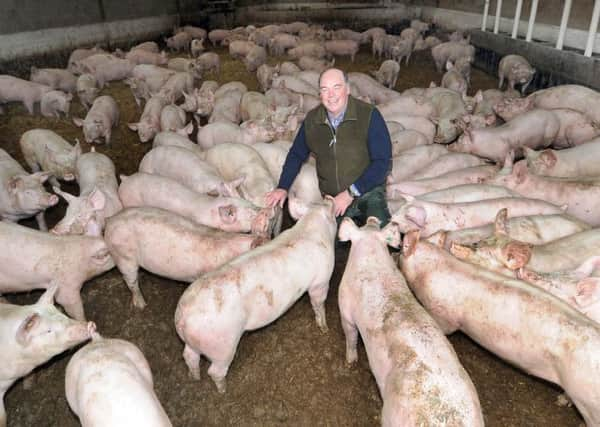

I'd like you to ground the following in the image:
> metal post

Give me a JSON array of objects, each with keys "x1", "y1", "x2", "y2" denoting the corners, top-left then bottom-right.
[
  {"x1": 512, "y1": 0, "x2": 523, "y2": 38},
  {"x1": 584, "y1": 0, "x2": 600, "y2": 56},
  {"x1": 526, "y1": 0, "x2": 539, "y2": 41},
  {"x1": 482, "y1": 0, "x2": 491, "y2": 31},
  {"x1": 556, "y1": 0, "x2": 573, "y2": 50},
  {"x1": 494, "y1": 0, "x2": 503, "y2": 34}
]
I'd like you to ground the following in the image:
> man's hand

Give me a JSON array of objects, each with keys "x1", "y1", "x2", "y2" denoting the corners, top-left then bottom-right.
[
  {"x1": 265, "y1": 188, "x2": 288, "y2": 208},
  {"x1": 333, "y1": 190, "x2": 354, "y2": 217}
]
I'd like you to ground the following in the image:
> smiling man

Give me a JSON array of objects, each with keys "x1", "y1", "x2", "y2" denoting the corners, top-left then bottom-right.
[{"x1": 265, "y1": 68, "x2": 392, "y2": 226}]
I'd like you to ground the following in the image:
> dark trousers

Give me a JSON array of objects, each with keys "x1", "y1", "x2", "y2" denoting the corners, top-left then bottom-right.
[{"x1": 336, "y1": 184, "x2": 390, "y2": 228}]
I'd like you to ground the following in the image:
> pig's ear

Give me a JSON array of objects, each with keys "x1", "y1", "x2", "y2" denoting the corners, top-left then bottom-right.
[
  {"x1": 338, "y1": 217, "x2": 358, "y2": 242},
  {"x1": 539, "y1": 150, "x2": 557, "y2": 168},
  {"x1": 183, "y1": 121, "x2": 194, "y2": 135},
  {"x1": 218, "y1": 205, "x2": 237, "y2": 223},
  {"x1": 7, "y1": 176, "x2": 24, "y2": 194},
  {"x1": 502, "y1": 242, "x2": 532, "y2": 269},
  {"x1": 449, "y1": 243, "x2": 474, "y2": 260},
  {"x1": 220, "y1": 175, "x2": 245, "y2": 197},
  {"x1": 92, "y1": 247, "x2": 111, "y2": 264},
  {"x1": 513, "y1": 160, "x2": 528, "y2": 183},
  {"x1": 379, "y1": 221, "x2": 401, "y2": 248},
  {"x1": 53, "y1": 186, "x2": 76, "y2": 204},
  {"x1": 37, "y1": 284, "x2": 59, "y2": 306},
  {"x1": 127, "y1": 122, "x2": 139, "y2": 131},
  {"x1": 499, "y1": 151, "x2": 514, "y2": 174},
  {"x1": 493, "y1": 208, "x2": 509, "y2": 236},
  {"x1": 73, "y1": 117, "x2": 84, "y2": 127},
  {"x1": 402, "y1": 230, "x2": 420, "y2": 257},
  {"x1": 484, "y1": 114, "x2": 496, "y2": 126},
  {"x1": 86, "y1": 188, "x2": 106, "y2": 211},
  {"x1": 445, "y1": 60, "x2": 454, "y2": 71},
  {"x1": 405, "y1": 205, "x2": 426, "y2": 229},
  {"x1": 426, "y1": 230, "x2": 446, "y2": 248},
  {"x1": 573, "y1": 278, "x2": 600, "y2": 308},
  {"x1": 16, "y1": 313, "x2": 41, "y2": 346},
  {"x1": 474, "y1": 90, "x2": 484, "y2": 104}
]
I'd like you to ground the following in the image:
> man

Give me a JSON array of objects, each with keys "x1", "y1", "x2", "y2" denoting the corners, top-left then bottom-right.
[{"x1": 265, "y1": 68, "x2": 392, "y2": 226}]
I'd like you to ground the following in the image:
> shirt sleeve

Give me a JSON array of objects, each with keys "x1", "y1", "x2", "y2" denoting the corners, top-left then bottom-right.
[
  {"x1": 277, "y1": 122, "x2": 310, "y2": 190},
  {"x1": 352, "y1": 108, "x2": 392, "y2": 195}
]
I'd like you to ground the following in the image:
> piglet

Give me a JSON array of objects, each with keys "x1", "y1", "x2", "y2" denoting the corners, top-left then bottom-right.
[
  {"x1": 0, "y1": 286, "x2": 95, "y2": 427},
  {"x1": 73, "y1": 95, "x2": 119, "y2": 144},
  {"x1": 65, "y1": 335, "x2": 172, "y2": 427}
]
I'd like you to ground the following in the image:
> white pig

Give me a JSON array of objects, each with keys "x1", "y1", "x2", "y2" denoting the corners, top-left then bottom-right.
[{"x1": 73, "y1": 95, "x2": 120, "y2": 144}]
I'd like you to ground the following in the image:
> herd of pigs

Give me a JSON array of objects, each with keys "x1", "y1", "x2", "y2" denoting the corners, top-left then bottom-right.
[{"x1": 1, "y1": 16, "x2": 600, "y2": 426}]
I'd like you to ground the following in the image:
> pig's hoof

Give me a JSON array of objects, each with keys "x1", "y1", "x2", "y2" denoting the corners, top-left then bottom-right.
[
  {"x1": 317, "y1": 322, "x2": 329, "y2": 334},
  {"x1": 132, "y1": 296, "x2": 147, "y2": 310},
  {"x1": 556, "y1": 393, "x2": 573, "y2": 407},
  {"x1": 188, "y1": 370, "x2": 201, "y2": 381},
  {"x1": 213, "y1": 378, "x2": 227, "y2": 394}
]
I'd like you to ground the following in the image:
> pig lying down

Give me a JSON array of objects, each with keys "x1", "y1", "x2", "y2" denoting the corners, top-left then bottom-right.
[
  {"x1": 0, "y1": 286, "x2": 95, "y2": 427},
  {"x1": 175, "y1": 200, "x2": 336, "y2": 393},
  {"x1": 65, "y1": 335, "x2": 172, "y2": 427},
  {"x1": 338, "y1": 218, "x2": 483, "y2": 426}
]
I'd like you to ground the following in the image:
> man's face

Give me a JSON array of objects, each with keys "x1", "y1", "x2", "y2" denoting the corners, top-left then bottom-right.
[{"x1": 319, "y1": 69, "x2": 350, "y2": 118}]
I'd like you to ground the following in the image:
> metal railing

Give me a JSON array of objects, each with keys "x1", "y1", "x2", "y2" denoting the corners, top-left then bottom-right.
[{"x1": 481, "y1": 0, "x2": 599, "y2": 57}]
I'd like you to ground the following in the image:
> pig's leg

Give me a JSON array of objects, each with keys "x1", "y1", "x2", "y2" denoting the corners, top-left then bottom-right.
[
  {"x1": 1, "y1": 395, "x2": 6, "y2": 427},
  {"x1": 35, "y1": 211, "x2": 48, "y2": 232},
  {"x1": 340, "y1": 315, "x2": 358, "y2": 364},
  {"x1": 308, "y1": 283, "x2": 329, "y2": 333},
  {"x1": 23, "y1": 98, "x2": 35, "y2": 115},
  {"x1": 55, "y1": 288, "x2": 86, "y2": 321},
  {"x1": 183, "y1": 344, "x2": 202, "y2": 380},
  {"x1": 104, "y1": 129, "x2": 111, "y2": 145},
  {"x1": 115, "y1": 259, "x2": 146, "y2": 309},
  {"x1": 205, "y1": 333, "x2": 243, "y2": 393},
  {"x1": 521, "y1": 79, "x2": 532, "y2": 95}
]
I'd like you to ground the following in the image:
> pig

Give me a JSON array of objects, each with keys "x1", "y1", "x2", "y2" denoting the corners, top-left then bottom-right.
[
  {"x1": 152, "y1": 131, "x2": 204, "y2": 156},
  {"x1": 348, "y1": 72, "x2": 401, "y2": 105},
  {"x1": 417, "y1": 184, "x2": 519, "y2": 204},
  {"x1": 165, "y1": 31, "x2": 192, "y2": 52},
  {"x1": 325, "y1": 40, "x2": 360, "y2": 62},
  {"x1": 160, "y1": 104, "x2": 193, "y2": 135},
  {"x1": 385, "y1": 114, "x2": 436, "y2": 143},
  {"x1": 131, "y1": 41, "x2": 160, "y2": 53},
  {"x1": 30, "y1": 66, "x2": 77, "y2": 93},
  {"x1": 51, "y1": 148, "x2": 122, "y2": 236},
  {"x1": 279, "y1": 61, "x2": 302, "y2": 75},
  {"x1": 125, "y1": 49, "x2": 168, "y2": 66},
  {"x1": 118, "y1": 172, "x2": 271, "y2": 235},
  {"x1": 197, "y1": 52, "x2": 221, "y2": 75},
  {"x1": 332, "y1": 28, "x2": 363, "y2": 43},
  {"x1": 0, "y1": 221, "x2": 114, "y2": 320},
  {"x1": 131, "y1": 64, "x2": 176, "y2": 82},
  {"x1": 390, "y1": 194, "x2": 564, "y2": 237},
  {"x1": 498, "y1": 54, "x2": 536, "y2": 94},
  {"x1": 0, "y1": 148, "x2": 58, "y2": 231},
  {"x1": 485, "y1": 157, "x2": 600, "y2": 225},
  {"x1": 390, "y1": 38, "x2": 412, "y2": 65},
  {"x1": 0, "y1": 287, "x2": 95, "y2": 427},
  {"x1": 298, "y1": 56, "x2": 335, "y2": 73},
  {"x1": 243, "y1": 45, "x2": 267, "y2": 72},
  {"x1": 371, "y1": 60, "x2": 400, "y2": 89},
  {"x1": 139, "y1": 145, "x2": 243, "y2": 197},
  {"x1": 228, "y1": 40, "x2": 256, "y2": 59},
  {"x1": 388, "y1": 144, "x2": 448, "y2": 183},
  {"x1": 19, "y1": 129, "x2": 81, "y2": 187},
  {"x1": 128, "y1": 95, "x2": 169, "y2": 142},
  {"x1": 280, "y1": 21, "x2": 309, "y2": 34},
  {"x1": 256, "y1": 63, "x2": 280, "y2": 92},
  {"x1": 361, "y1": 27, "x2": 386, "y2": 44},
  {"x1": 104, "y1": 207, "x2": 264, "y2": 308},
  {"x1": 372, "y1": 34, "x2": 386, "y2": 58},
  {"x1": 0, "y1": 75, "x2": 58, "y2": 115},
  {"x1": 550, "y1": 108, "x2": 600, "y2": 148},
  {"x1": 157, "y1": 72, "x2": 194, "y2": 104},
  {"x1": 166, "y1": 58, "x2": 202, "y2": 80},
  {"x1": 431, "y1": 42, "x2": 475, "y2": 73},
  {"x1": 338, "y1": 218, "x2": 484, "y2": 426},
  {"x1": 472, "y1": 88, "x2": 520, "y2": 116},
  {"x1": 441, "y1": 61, "x2": 468, "y2": 96},
  {"x1": 208, "y1": 90, "x2": 244, "y2": 124},
  {"x1": 378, "y1": 96, "x2": 435, "y2": 120},
  {"x1": 410, "y1": 153, "x2": 487, "y2": 180},
  {"x1": 390, "y1": 130, "x2": 431, "y2": 155},
  {"x1": 424, "y1": 35, "x2": 442, "y2": 48},
  {"x1": 72, "y1": 95, "x2": 119, "y2": 144},
  {"x1": 450, "y1": 109, "x2": 560, "y2": 163},
  {"x1": 399, "y1": 230, "x2": 600, "y2": 427},
  {"x1": 40, "y1": 90, "x2": 73, "y2": 118},
  {"x1": 65, "y1": 335, "x2": 172, "y2": 427},
  {"x1": 178, "y1": 25, "x2": 207, "y2": 40},
  {"x1": 79, "y1": 56, "x2": 134, "y2": 87},
  {"x1": 208, "y1": 29, "x2": 231, "y2": 46},
  {"x1": 438, "y1": 208, "x2": 589, "y2": 248},
  {"x1": 197, "y1": 120, "x2": 275, "y2": 149},
  {"x1": 67, "y1": 46, "x2": 104, "y2": 72},
  {"x1": 524, "y1": 139, "x2": 600, "y2": 178},
  {"x1": 190, "y1": 38, "x2": 205, "y2": 57},
  {"x1": 455, "y1": 113, "x2": 497, "y2": 131},
  {"x1": 287, "y1": 43, "x2": 328, "y2": 60},
  {"x1": 268, "y1": 33, "x2": 298, "y2": 56},
  {"x1": 272, "y1": 75, "x2": 318, "y2": 97},
  {"x1": 387, "y1": 165, "x2": 500, "y2": 197},
  {"x1": 204, "y1": 143, "x2": 275, "y2": 208},
  {"x1": 76, "y1": 74, "x2": 99, "y2": 110},
  {"x1": 174, "y1": 200, "x2": 336, "y2": 392},
  {"x1": 240, "y1": 91, "x2": 270, "y2": 121}
]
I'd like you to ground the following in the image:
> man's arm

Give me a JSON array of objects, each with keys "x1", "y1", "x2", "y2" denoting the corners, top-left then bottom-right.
[
  {"x1": 265, "y1": 123, "x2": 310, "y2": 208},
  {"x1": 349, "y1": 108, "x2": 392, "y2": 196}
]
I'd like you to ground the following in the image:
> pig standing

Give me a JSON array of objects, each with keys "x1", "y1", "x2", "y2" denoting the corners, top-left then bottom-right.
[
  {"x1": 498, "y1": 54, "x2": 536, "y2": 94},
  {"x1": 104, "y1": 207, "x2": 263, "y2": 309},
  {"x1": 324, "y1": 40, "x2": 360, "y2": 62},
  {"x1": 160, "y1": 104, "x2": 193, "y2": 135},
  {"x1": 30, "y1": 67, "x2": 77, "y2": 93},
  {"x1": 128, "y1": 95, "x2": 169, "y2": 142},
  {"x1": 0, "y1": 221, "x2": 114, "y2": 320},
  {"x1": 19, "y1": 129, "x2": 81, "y2": 187},
  {"x1": 431, "y1": 42, "x2": 475, "y2": 73},
  {"x1": 76, "y1": 74, "x2": 99, "y2": 110},
  {"x1": 51, "y1": 148, "x2": 122, "y2": 236},
  {"x1": 0, "y1": 148, "x2": 58, "y2": 231},
  {"x1": 400, "y1": 231, "x2": 600, "y2": 427},
  {"x1": 0, "y1": 286, "x2": 95, "y2": 427},
  {"x1": 524, "y1": 139, "x2": 600, "y2": 178},
  {"x1": 197, "y1": 52, "x2": 221, "y2": 75},
  {"x1": 73, "y1": 95, "x2": 119, "y2": 144},
  {"x1": 0, "y1": 75, "x2": 71, "y2": 116},
  {"x1": 371, "y1": 60, "x2": 400, "y2": 89},
  {"x1": 65, "y1": 335, "x2": 172, "y2": 427},
  {"x1": 243, "y1": 45, "x2": 267, "y2": 72},
  {"x1": 338, "y1": 218, "x2": 483, "y2": 427},
  {"x1": 174, "y1": 200, "x2": 336, "y2": 392}
]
